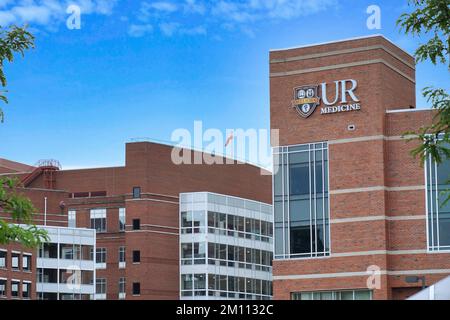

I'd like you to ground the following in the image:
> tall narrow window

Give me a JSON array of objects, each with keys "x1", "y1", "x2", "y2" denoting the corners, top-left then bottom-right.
[
  {"x1": 119, "y1": 246, "x2": 126, "y2": 268},
  {"x1": 68, "y1": 210, "x2": 76, "y2": 228},
  {"x1": 132, "y1": 282, "x2": 140, "y2": 295},
  {"x1": 11, "y1": 253, "x2": 20, "y2": 270},
  {"x1": 273, "y1": 142, "x2": 330, "y2": 259},
  {"x1": 119, "y1": 208, "x2": 126, "y2": 231},
  {"x1": 132, "y1": 187, "x2": 141, "y2": 199},
  {"x1": 11, "y1": 281, "x2": 19, "y2": 297},
  {"x1": 119, "y1": 277, "x2": 126, "y2": 299},
  {"x1": 22, "y1": 282, "x2": 31, "y2": 299},
  {"x1": 0, "y1": 279, "x2": 6, "y2": 297},
  {"x1": 23, "y1": 254, "x2": 31, "y2": 271},
  {"x1": 132, "y1": 250, "x2": 140, "y2": 263},
  {"x1": 0, "y1": 250, "x2": 6, "y2": 268},
  {"x1": 426, "y1": 144, "x2": 450, "y2": 251},
  {"x1": 90, "y1": 209, "x2": 107, "y2": 233}
]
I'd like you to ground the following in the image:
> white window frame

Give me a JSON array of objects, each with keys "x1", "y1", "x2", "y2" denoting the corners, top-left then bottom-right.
[
  {"x1": 68, "y1": 210, "x2": 76, "y2": 228},
  {"x1": 119, "y1": 247, "x2": 126, "y2": 269},
  {"x1": 90, "y1": 208, "x2": 107, "y2": 233},
  {"x1": 425, "y1": 141, "x2": 450, "y2": 252},
  {"x1": 119, "y1": 208, "x2": 126, "y2": 232}
]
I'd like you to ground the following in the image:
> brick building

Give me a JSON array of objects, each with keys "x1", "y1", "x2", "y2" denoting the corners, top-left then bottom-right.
[
  {"x1": 0, "y1": 141, "x2": 271, "y2": 300},
  {"x1": 270, "y1": 34, "x2": 450, "y2": 300}
]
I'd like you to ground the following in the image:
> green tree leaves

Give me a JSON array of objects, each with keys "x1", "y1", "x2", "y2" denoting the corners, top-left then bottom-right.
[
  {"x1": 0, "y1": 177, "x2": 49, "y2": 248},
  {"x1": 0, "y1": 25, "x2": 35, "y2": 123},
  {"x1": 397, "y1": 0, "x2": 450, "y2": 164}
]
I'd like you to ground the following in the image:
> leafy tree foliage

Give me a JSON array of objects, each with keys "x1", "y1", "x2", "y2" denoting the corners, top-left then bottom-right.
[
  {"x1": 0, "y1": 25, "x2": 34, "y2": 122},
  {"x1": 397, "y1": 0, "x2": 450, "y2": 164}
]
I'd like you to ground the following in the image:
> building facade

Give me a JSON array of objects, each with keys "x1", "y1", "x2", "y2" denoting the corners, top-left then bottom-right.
[
  {"x1": 270, "y1": 34, "x2": 450, "y2": 300},
  {"x1": 0, "y1": 141, "x2": 271, "y2": 300},
  {"x1": 179, "y1": 192, "x2": 273, "y2": 300},
  {"x1": 36, "y1": 226, "x2": 96, "y2": 300}
]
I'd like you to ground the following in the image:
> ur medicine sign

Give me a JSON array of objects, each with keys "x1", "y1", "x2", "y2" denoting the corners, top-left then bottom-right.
[{"x1": 291, "y1": 79, "x2": 361, "y2": 118}]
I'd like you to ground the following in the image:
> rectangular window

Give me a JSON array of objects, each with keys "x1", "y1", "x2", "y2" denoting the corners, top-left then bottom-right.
[
  {"x1": 11, "y1": 253, "x2": 20, "y2": 270},
  {"x1": 132, "y1": 187, "x2": 141, "y2": 199},
  {"x1": 119, "y1": 247, "x2": 126, "y2": 264},
  {"x1": 132, "y1": 219, "x2": 140, "y2": 230},
  {"x1": 426, "y1": 143, "x2": 450, "y2": 251},
  {"x1": 22, "y1": 255, "x2": 31, "y2": 271},
  {"x1": 291, "y1": 289, "x2": 372, "y2": 300},
  {"x1": 193, "y1": 211, "x2": 205, "y2": 233},
  {"x1": 119, "y1": 208, "x2": 126, "y2": 231},
  {"x1": 273, "y1": 142, "x2": 330, "y2": 259},
  {"x1": 11, "y1": 281, "x2": 19, "y2": 298},
  {"x1": 0, "y1": 251, "x2": 6, "y2": 268},
  {"x1": 96, "y1": 278, "x2": 106, "y2": 294},
  {"x1": 96, "y1": 248, "x2": 107, "y2": 264},
  {"x1": 132, "y1": 250, "x2": 140, "y2": 263},
  {"x1": 119, "y1": 277, "x2": 126, "y2": 299},
  {"x1": 90, "y1": 209, "x2": 107, "y2": 233},
  {"x1": 0, "y1": 279, "x2": 6, "y2": 297},
  {"x1": 22, "y1": 282, "x2": 31, "y2": 299},
  {"x1": 68, "y1": 210, "x2": 76, "y2": 228},
  {"x1": 132, "y1": 282, "x2": 140, "y2": 295}
]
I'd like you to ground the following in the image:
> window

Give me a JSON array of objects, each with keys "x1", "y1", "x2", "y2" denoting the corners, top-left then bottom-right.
[
  {"x1": 132, "y1": 187, "x2": 141, "y2": 199},
  {"x1": 0, "y1": 279, "x2": 6, "y2": 297},
  {"x1": 90, "y1": 209, "x2": 107, "y2": 233},
  {"x1": 119, "y1": 247, "x2": 126, "y2": 267},
  {"x1": 132, "y1": 250, "x2": 140, "y2": 263},
  {"x1": 132, "y1": 282, "x2": 140, "y2": 295},
  {"x1": 23, "y1": 254, "x2": 31, "y2": 271},
  {"x1": 40, "y1": 243, "x2": 58, "y2": 259},
  {"x1": 96, "y1": 278, "x2": 106, "y2": 295},
  {"x1": 132, "y1": 219, "x2": 140, "y2": 230},
  {"x1": 181, "y1": 211, "x2": 193, "y2": 234},
  {"x1": 193, "y1": 211, "x2": 205, "y2": 233},
  {"x1": 11, "y1": 281, "x2": 19, "y2": 298},
  {"x1": 0, "y1": 251, "x2": 6, "y2": 268},
  {"x1": 22, "y1": 282, "x2": 31, "y2": 299},
  {"x1": 61, "y1": 244, "x2": 81, "y2": 260},
  {"x1": 426, "y1": 143, "x2": 450, "y2": 251},
  {"x1": 273, "y1": 142, "x2": 330, "y2": 259},
  {"x1": 119, "y1": 208, "x2": 126, "y2": 231},
  {"x1": 119, "y1": 277, "x2": 126, "y2": 299},
  {"x1": 11, "y1": 253, "x2": 20, "y2": 270},
  {"x1": 291, "y1": 289, "x2": 372, "y2": 300},
  {"x1": 68, "y1": 210, "x2": 76, "y2": 228},
  {"x1": 96, "y1": 248, "x2": 107, "y2": 264},
  {"x1": 181, "y1": 243, "x2": 193, "y2": 265}
]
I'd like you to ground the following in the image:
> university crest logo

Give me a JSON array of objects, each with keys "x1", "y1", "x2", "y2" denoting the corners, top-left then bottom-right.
[{"x1": 291, "y1": 85, "x2": 320, "y2": 118}]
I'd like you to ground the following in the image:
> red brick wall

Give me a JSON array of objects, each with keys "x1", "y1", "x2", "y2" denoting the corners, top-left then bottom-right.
[
  {"x1": 4, "y1": 141, "x2": 270, "y2": 300},
  {"x1": 270, "y1": 35, "x2": 450, "y2": 300}
]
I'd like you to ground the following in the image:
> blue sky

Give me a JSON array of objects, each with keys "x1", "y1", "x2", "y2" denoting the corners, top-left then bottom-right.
[{"x1": 0, "y1": 0, "x2": 448, "y2": 169}]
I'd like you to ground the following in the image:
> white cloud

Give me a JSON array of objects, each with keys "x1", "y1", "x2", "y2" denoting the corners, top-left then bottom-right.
[
  {"x1": 183, "y1": 0, "x2": 205, "y2": 15},
  {"x1": 0, "y1": 0, "x2": 120, "y2": 29},
  {"x1": 179, "y1": 25, "x2": 206, "y2": 35},
  {"x1": 133, "y1": 0, "x2": 338, "y2": 37},
  {"x1": 148, "y1": 1, "x2": 177, "y2": 13},
  {"x1": 128, "y1": 23, "x2": 153, "y2": 37},
  {"x1": 11, "y1": 4, "x2": 55, "y2": 24}
]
